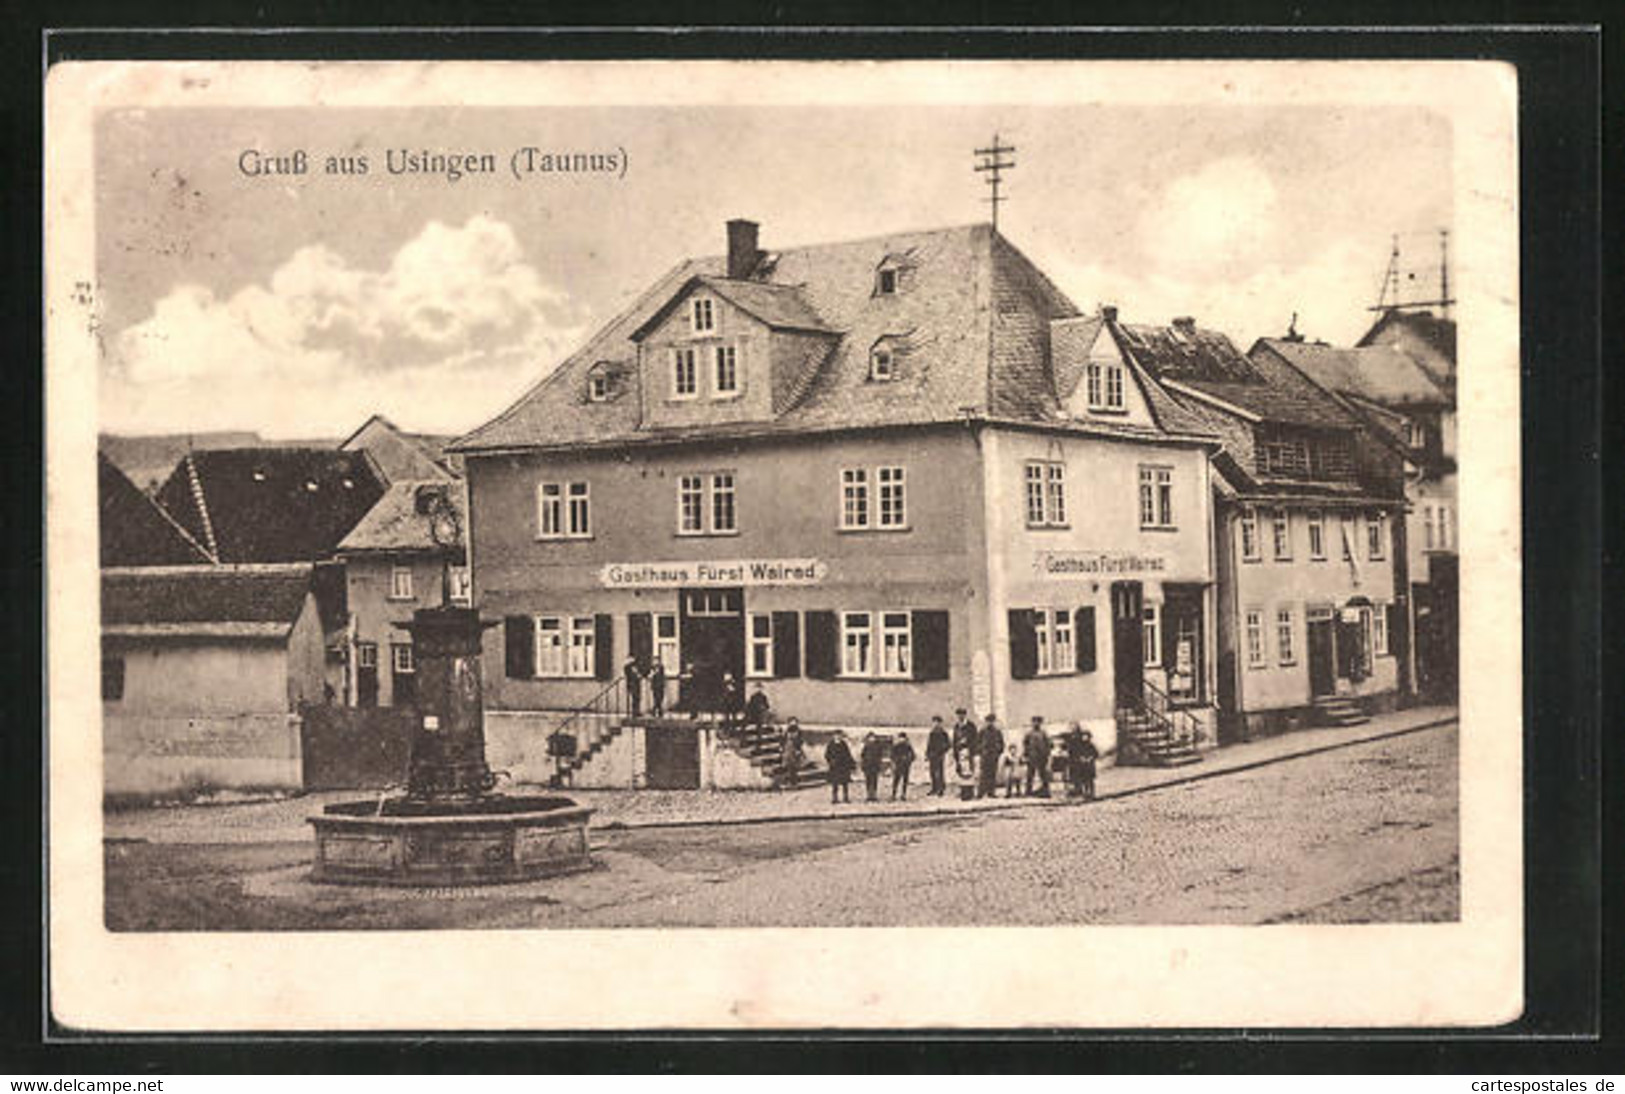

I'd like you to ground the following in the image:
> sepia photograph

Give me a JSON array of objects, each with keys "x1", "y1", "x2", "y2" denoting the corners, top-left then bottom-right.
[{"x1": 45, "y1": 57, "x2": 1522, "y2": 1030}]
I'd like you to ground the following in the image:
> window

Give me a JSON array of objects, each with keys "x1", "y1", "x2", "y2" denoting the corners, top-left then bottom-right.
[
  {"x1": 1373, "y1": 603, "x2": 1389, "y2": 656},
  {"x1": 536, "y1": 616, "x2": 566, "y2": 677},
  {"x1": 449, "y1": 567, "x2": 472, "y2": 604},
  {"x1": 691, "y1": 297, "x2": 714, "y2": 333},
  {"x1": 841, "y1": 611, "x2": 873, "y2": 676},
  {"x1": 748, "y1": 613, "x2": 774, "y2": 678},
  {"x1": 870, "y1": 345, "x2": 895, "y2": 381},
  {"x1": 1272, "y1": 508, "x2": 1292, "y2": 560},
  {"x1": 389, "y1": 565, "x2": 414, "y2": 600},
  {"x1": 1307, "y1": 509, "x2": 1326, "y2": 560},
  {"x1": 1240, "y1": 508, "x2": 1260, "y2": 561},
  {"x1": 677, "y1": 472, "x2": 737, "y2": 535},
  {"x1": 1261, "y1": 439, "x2": 1310, "y2": 477},
  {"x1": 1406, "y1": 418, "x2": 1426, "y2": 448},
  {"x1": 588, "y1": 372, "x2": 611, "y2": 402},
  {"x1": 1439, "y1": 504, "x2": 1453, "y2": 550},
  {"x1": 101, "y1": 655, "x2": 125, "y2": 701},
  {"x1": 879, "y1": 611, "x2": 912, "y2": 677},
  {"x1": 1245, "y1": 609, "x2": 1266, "y2": 668},
  {"x1": 1424, "y1": 504, "x2": 1437, "y2": 550},
  {"x1": 877, "y1": 268, "x2": 898, "y2": 295},
  {"x1": 714, "y1": 344, "x2": 738, "y2": 394},
  {"x1": 356, "y1": 642, "x2": 378, "y2": 669},
  {"x1": 672, "y1": 347, "x2": 698, "y2": 398},
  {"x1": 1276, "y1": 607, "x2": 1295, "y2": 665},
  {"x1": 1034, "y1": 608, "x2": 1074, "y2": 676},
  {"x1": 1085, "y1": 361, "x2": 1126, "y2": 411},
  {"x1": 1368, "y1": 512, "x2": 1386, "y2": 560},
  {"x1": 878, "y1": 466, "x2": 907, "y2": 528},
  {"x1": 1143, "y1": 603, "x2": 1162, "y2": 668},
  {"x1": 654, "y1": 612, "x2": 679, "y2": 670},
  {"x1": 391, "y1": 643, "x2": 415, "y2": 675},
  {"x1": 567, "y1": 616, "x2": 596, "y2": 677},
  {"x1": 1025, "y1": 460, "x2": 1067, "y2": 527},
  {"x1": 538, "y1": 482, "x2": 590, "y2": 539},
  {"x1": 1139, "y1": 465, "x2": 1174, "y2": 529},
  {"x1": 841, "y1": 468, "x2": 869, "y2": 530}
]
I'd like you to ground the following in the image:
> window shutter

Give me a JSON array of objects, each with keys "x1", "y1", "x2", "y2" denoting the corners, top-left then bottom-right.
[
  {"x1": 628, "y1": 612, "x2": 653, "y2": 671},
  {"x1": 594, "y1": 613, "x2": 614, "y2": 680},
  {"x1": 504, "y1": 616, "x2": 533, "y2": 679},
  {"x1": 804, "y1": 611, "x2": 839, "y2": 680},
  {"x1": 1076, "y1": 606, "x2": 1097, "y2": 673},
  {"x1": 1162, "y1": 603, "x2": 1178, "y2": 671},
  {"x1": 772, "y1": 611, "x2": 801, "y2": 678},
  {"x1": 1008, "y1": 609, "x2": 1038, "y2": 680},
  {"x1": 911, "y1": 610, "x2": 950, "y2": 681}
]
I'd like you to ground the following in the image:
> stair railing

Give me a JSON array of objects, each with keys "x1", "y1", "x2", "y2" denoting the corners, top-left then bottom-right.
[
  {"x1": 1141, "y1": 677, "x2": 1201, "y2": 749},
  {"x1": 547, "y1": 677, "x2": 625, "y2": 778}
]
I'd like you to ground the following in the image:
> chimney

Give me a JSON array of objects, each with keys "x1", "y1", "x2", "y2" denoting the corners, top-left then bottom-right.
[
  {"x1": 1100, "y1": 304, "x2": 1118, "y2": 323},
  {"x1": 726, "y1": 219, "x2": 760, "y2": 280},
  {"x1": 1172, "y1": 316, "x2": 1196, "y2": 333}
]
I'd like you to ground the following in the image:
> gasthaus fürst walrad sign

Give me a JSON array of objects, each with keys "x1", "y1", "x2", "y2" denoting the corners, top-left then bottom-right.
[
  {"x1": 598, "y1": 558, "x2": 828, "y2": 589},
  {"x1": 1032, "y1": 550, "x2": 1169, "y2": 577}
]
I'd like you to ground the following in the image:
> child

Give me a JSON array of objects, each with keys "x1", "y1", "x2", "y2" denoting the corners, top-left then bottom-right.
[
  {"x1": 1075, "y1": 728, "x2": 1100, "y2": 801},
  {"x1": 999, "y1": 743, "x2": 1024, "y2": 799}
]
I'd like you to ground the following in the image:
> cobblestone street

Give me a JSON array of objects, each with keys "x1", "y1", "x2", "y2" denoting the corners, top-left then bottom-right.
[{"x1": 105, "y1": 721, "x2": 1457, "y2": 930}]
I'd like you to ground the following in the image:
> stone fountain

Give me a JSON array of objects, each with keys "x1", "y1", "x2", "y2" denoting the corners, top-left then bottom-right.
[{"x1": 309, "y1": 493, "x2": 593, "y2": 885}]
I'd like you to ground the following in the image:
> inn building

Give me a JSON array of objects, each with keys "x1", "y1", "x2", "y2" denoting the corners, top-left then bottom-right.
[{"x1": 450, "y1": 220, "x2": 1222, "y2": 773}]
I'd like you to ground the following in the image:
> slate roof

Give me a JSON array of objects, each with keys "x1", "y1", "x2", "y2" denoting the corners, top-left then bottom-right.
[
  {"x1": 98, "y1": 452, "x2": 214, "y2": 567},
  {"x1": 1116, "y1": 321, "x2": 1361, "y2": 431},
  {"x1": 101, "y1": 564, "x2": 313, "y2": 640},
  {"x1": 337, "y1": 481, "x2": 468, "y2": 557},
  {"x1": 339, "y1": 414, "x2": 460, "y2": 482},
  {"x1": 452, "y1": 223, "x2": 1216, "y2": 454},
  {"x1": 632, "y1": 276, "x2": 839, "y2": 339},
  {"x1": 1252, "y1": 338, "x2": 1449, "y2": 408},
  {"x1": 154, "y1": 448, "x2": 388, "y2": 564}
]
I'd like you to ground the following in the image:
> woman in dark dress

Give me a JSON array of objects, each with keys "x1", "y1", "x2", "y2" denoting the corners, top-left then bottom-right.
[{"x1": 824, "y1": 730, "x2": 855, "y2": 804}]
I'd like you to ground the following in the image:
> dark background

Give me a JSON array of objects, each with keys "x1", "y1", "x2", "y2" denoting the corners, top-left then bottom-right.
[{"x1": 4, "y1": 13, "x2": 1610, "y2": 1074}]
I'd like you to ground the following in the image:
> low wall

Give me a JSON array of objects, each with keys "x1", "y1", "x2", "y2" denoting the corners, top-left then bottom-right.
[{"x1": 104, "y1": 709, "x2": 303, "y2": 800}]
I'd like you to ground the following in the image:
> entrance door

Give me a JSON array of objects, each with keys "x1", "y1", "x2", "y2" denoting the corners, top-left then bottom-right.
[
  {"x1": 355, "y1": 642, "x2": 379, "y2": 708},
  {"x1": 1110, "y1": 581, "x2": 1144, "y2": 709},
  {"x1": 678, "y1": 587, "x2": 745, "y2": 713},
  {"x1": 1307, "y1": 612, "x2": 1336, "y2": 698}
]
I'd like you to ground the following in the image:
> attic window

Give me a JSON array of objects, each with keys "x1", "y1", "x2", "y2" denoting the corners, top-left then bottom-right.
[
  {"x1": 589, "y1": 373, "x2": 612, "y2": 402},
  {"x1": 870, "y1": 345, "x2": 896, "y2": 382},
  {"x1": 691, "y1": 297, "x2": 715, "y2": 333},
  {"x1": 877, "y1": 268, "x2": 898, "y2": 296}
]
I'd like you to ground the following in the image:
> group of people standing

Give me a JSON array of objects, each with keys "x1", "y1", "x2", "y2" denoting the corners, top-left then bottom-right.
[{"x1": 820, "y1": 707, "x2": 1099, "y2": 805}]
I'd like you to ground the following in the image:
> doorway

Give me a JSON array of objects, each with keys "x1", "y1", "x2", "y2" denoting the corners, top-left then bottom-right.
[
  {"x1": 1111, "y1": 581, "x2": 1144, "y2": 709},
  {"x1": 1307, "y1": 608, "x2": 1336, "y2": 698},
  {"x1": 678, "y1": 587, "x2": 745, "y2": 714}
]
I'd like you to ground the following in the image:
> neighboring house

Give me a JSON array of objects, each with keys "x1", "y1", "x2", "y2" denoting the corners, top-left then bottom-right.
[
  {"x1": 99, "y1": 451, "x2": 215, "y2": 567},
  {"x1": 1114, "y1": 313, "x2": 1408, "y2": 740},
  {"x1": 1251, "y1": 311, "x2": 1458, "y2": 702},
  {"x1": 100, "y1": 564, "x2": 325, "y2": 796},
  {"x1": 152, "y1": 447, "x2": 389, "y2": 697},
  {"x1": 450, "y1": 218, "x2": 1221, "y2": 786},
  {"x1": 338, "y1": 413, "x2": 461, "y2": 484},
  {"x1": 335, "y1": 481, "x2": 470, "y2": 708}
]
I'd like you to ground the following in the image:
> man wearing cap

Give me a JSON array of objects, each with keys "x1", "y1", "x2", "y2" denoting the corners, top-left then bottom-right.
[
  {"x1": 924, "y1": 715, "x2": 952, "y2": 796},
  {"x1": 950, "y1": 707, "x2": 977, "y2": 780},
  {"x1": 975, "y1": 713, "x2": 1005, "y2": 799}
]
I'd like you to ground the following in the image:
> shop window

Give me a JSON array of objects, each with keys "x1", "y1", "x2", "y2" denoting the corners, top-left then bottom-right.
[
  {"x1": 1142, "y1": 603, "x2": 1161, "y2": 668},
  {"x1": 1139, "y1": 465, "x2": 1174, "y2": 529},
  {"x1": 748, "y1": 613, "x2": 774, "y2": 678},
  {"x1": 1306, "y1": 509, "x2": 1326, "y2": 560},
  {"x1": 1245, "y1": 608, "x2": 1266, "y2": 669},
  {"x1": 1276, "y1": 606, "x2": 1296, "y2": 666},
  {"x1": 101, "y1": 655, "x2": 125, "y2": 702},
  {"x1": 1025, "y1": 461, "x2": 1067, "y2": 527},
  {"x1": 1240, "y1": 508, "x2": 1260, "y2": 561},
  {"x1": 389, "y1": 565, "x2": 414, "y2": 601},
  {"x1": 1272, "y1": 509, "x2": 1292, "y2": 561}
]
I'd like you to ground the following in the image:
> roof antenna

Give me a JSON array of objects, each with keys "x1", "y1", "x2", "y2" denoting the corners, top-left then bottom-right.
[{"x1": 974, "y1": 133, "x2": 1016, "y2": 234}]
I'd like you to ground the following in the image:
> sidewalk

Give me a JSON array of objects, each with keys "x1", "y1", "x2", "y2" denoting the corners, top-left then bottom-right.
[{"x1": 103, "y1": 705, "x2": 1457, "y2": 844}]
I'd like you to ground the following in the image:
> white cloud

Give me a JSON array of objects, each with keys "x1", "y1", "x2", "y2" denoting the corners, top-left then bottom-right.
[
  {"x1": 1139, "y1": 156, "x2": 1280, "y2": 282},
  {"x1": 108, "y1": 215, "x2": 589, "y2": 434}
]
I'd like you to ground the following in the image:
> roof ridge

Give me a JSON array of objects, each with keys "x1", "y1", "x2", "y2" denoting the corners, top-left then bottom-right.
[{"x1": 183, "y1": 450, "x2": 219, "y2": 559}]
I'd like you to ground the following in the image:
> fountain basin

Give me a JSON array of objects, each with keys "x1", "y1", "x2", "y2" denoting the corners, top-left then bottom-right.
[{"x1": 309, "y1": 794, "x2": 594, "y2": 886}]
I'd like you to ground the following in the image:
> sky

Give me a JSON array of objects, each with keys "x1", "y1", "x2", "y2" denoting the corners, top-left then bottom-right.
[{"x1": 95, "y1": 101, "x2": 1452, "y2": 438}]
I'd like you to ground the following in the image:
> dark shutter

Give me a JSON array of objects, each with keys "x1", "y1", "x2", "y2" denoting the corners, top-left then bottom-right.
[
  {"x1": 1008, "y1": 609, "x2": 1037, "y2": 680},
  {"x1": 911, "y1": 610, "x2": 950, "y2": 681},
  {"x1": 504, "y1": 615, "x2": 533, "y2": 679},
  {"x1": 594, "y1": 613, "x2": 614, "y2": 680},
  {"x1": 628, "y1": 612, "x2": 653, "y2": 671},
  {"x1": 804, "y1": 610, "x2": 839, "y2": 680},
  {"x1": 1387, "y1": 602, "x2": 1406, "y2": 651},
  {"x1": 1162, "y1": 602, "x2": 1178, "y2": 670},
  {"x1": 1076, "y1": 606, "x2": 1097, "y2": 673},
  {"x1": 771, "y1": 611, "x2": 801, "y2": 678}
]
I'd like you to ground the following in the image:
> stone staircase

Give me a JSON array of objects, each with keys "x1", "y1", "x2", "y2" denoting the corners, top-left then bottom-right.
[
  {"x1": 719, "y1": 722, "x2": 828, "y2": 788},
  {"x1": 1115, "y1": 705, "x2": 1202, "y2": 768},
  {"x1": 1312, "y1": 696, "x2": 1370, "y2": 728}
]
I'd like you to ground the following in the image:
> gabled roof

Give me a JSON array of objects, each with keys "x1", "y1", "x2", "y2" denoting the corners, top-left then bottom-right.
[
  {"x1": 1117, "y1": 320, "x2": 1360, "y2": 431},
  {"x1": 337, "y1": 481, "x2": 468, "y2": 556},
  {"x1": 154, "y1": 448, "x2": 388, "y2": 564},
  {"x1": 338, "y1": 414, "x2": 459, "y2": 482},
  {"x1": 1253, "y1": 337, "x2": 1449, "y2": 408},
  {"x1": 453, "y1": 224, "x2": 1217, "y2": 454},
  {"x1": 1357, "y1": 309, "x2": 1456, "y2": 361},
  {"x1": 98, "y1": 452, "x2": 215, "y2": 567},
  {"x1": 101, "y1": 564, "x2": 314, "y2": 640}
]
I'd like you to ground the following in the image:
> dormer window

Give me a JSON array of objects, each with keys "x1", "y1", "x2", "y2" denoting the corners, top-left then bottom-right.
[
  {"x1": 588, "y1": 373, "x2": 611, "y2": 402},
  {"x1": 1406, "y1": 418, "x2": 1427, "y2": 448},
  {"x1": 874, "y1": 253, "x2": 914, "y2": 297},
  {"x1": 691, "y1": 297, "x2": 715, "y2": 333},
  {"x1": 1086, "y1": 361, "x2": 1126, "y2": 411},
  {"x1": 877, "y1": 268, "x2": 898, "y2": 295},
  {"x1": 870, "y1": 345, "x2": 895, "y2": 382}
]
